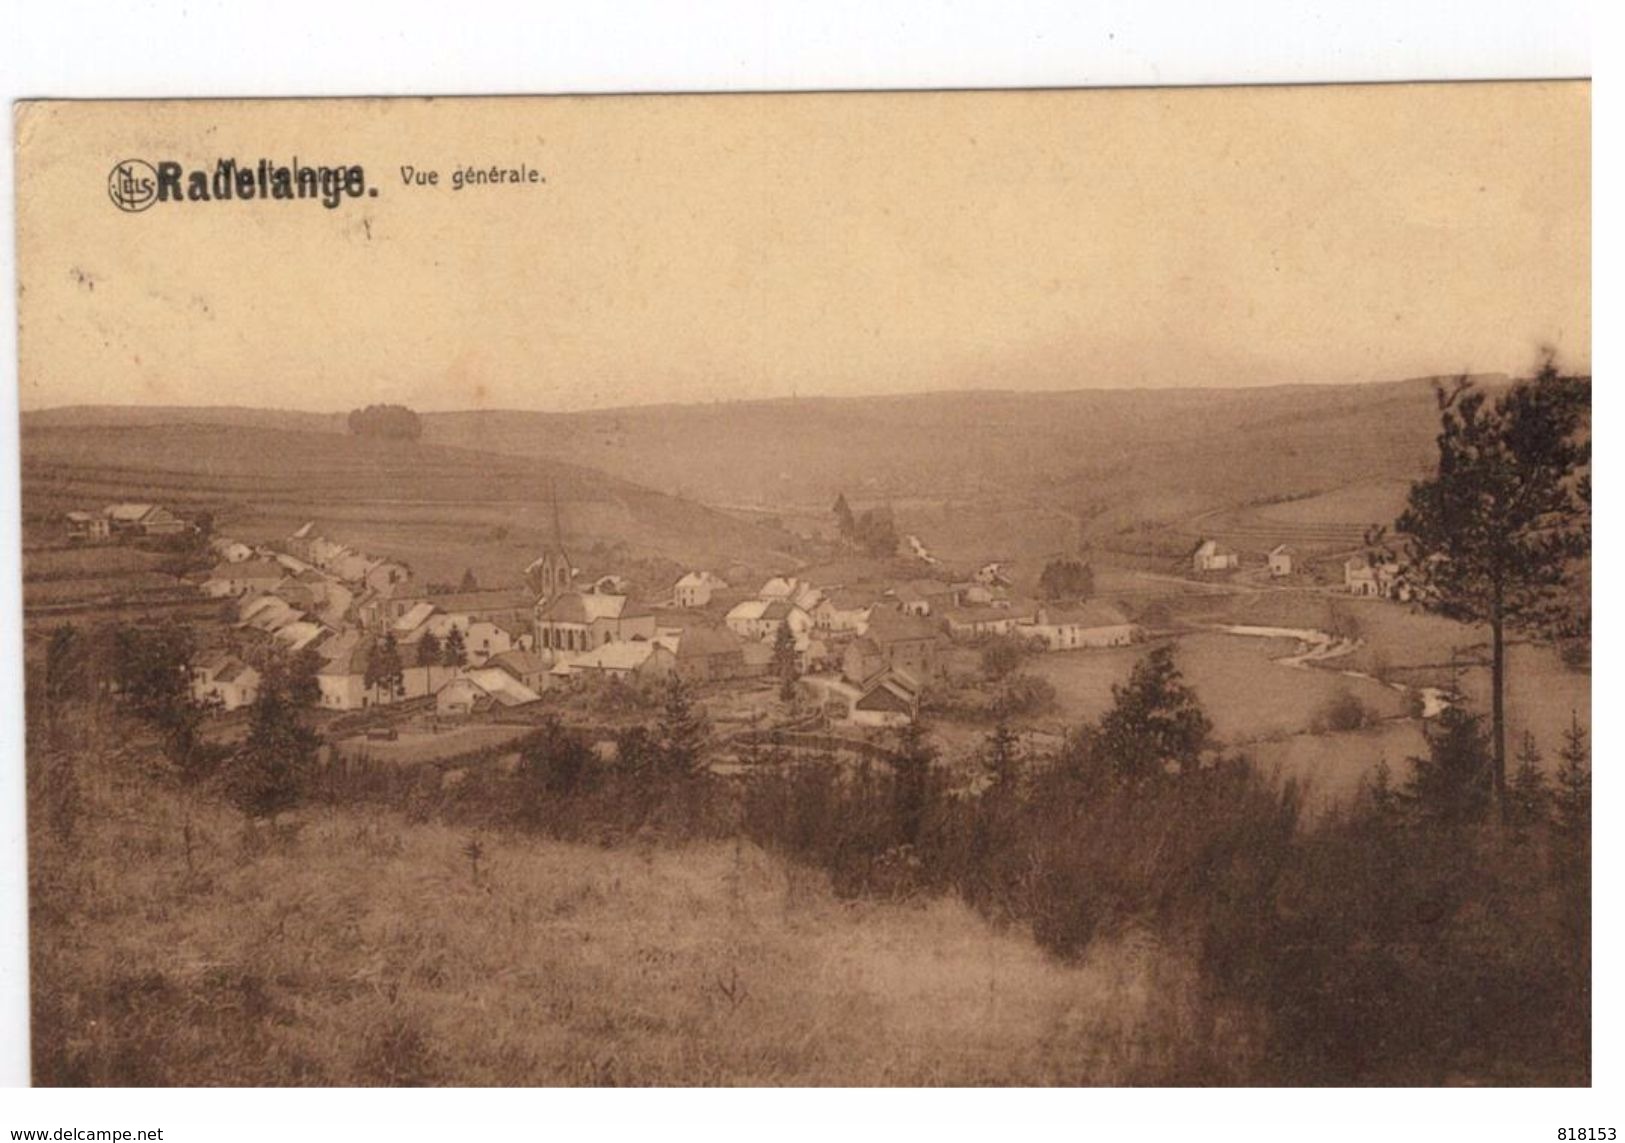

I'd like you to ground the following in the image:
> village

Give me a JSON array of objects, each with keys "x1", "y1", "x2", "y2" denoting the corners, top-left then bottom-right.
[{"x1": 46, "y1": 492, "x2": 1421, "y2": 770}]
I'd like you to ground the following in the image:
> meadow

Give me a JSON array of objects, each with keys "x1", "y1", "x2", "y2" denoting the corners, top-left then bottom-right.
[{"x1": 30, "y1": 735, "x2": 1210, "y2": 1086}]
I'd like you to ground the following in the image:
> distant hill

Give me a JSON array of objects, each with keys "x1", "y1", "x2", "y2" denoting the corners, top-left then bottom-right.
[
  {"x1": 22, "y1": 375, "x2": 1511, "y2": 569},
  {"x1": 19, "y1": 422, "x2": 800, "y2": 588}
]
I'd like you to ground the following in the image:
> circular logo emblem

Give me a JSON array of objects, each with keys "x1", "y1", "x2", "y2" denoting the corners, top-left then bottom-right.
[{"x1": 108, "y1": 160, "x2": 159, "y2": 212}]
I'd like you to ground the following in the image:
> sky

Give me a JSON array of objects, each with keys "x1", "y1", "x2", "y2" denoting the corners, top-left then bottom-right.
[{"x1": 15, "y1": 82, "x2": 1590, "y2": 413}]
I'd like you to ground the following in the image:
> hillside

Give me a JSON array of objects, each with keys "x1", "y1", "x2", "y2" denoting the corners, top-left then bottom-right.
[
  {"x1": 19, "y1": 423, "x2": 798, "y2": 587},
  {"x1": 22, "y1": 375, "x2": 1511, "y2": 571},
  {"x1": 412, "y1": 376, "x2": 1502, "y2": 514}
]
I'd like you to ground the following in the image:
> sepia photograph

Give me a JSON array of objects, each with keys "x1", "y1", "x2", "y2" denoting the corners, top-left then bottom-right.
[{"x1": 11, "y1": 81, "x2": 1590, "y2": 1090}]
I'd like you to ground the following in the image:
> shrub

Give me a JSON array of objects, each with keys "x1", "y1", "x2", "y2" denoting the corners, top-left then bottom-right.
[{"x1": 1311, "y1": 688, "x2": 1373, "y2": 733}]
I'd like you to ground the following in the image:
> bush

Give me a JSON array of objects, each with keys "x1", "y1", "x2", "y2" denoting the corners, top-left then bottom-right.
[{"x1": 1311, "y1": 688, "x2": 1373, "y2": 733}]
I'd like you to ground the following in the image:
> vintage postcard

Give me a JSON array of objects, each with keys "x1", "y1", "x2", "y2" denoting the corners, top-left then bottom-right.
[{"x1": 14, "y1": 85, "x2": 1589, "y2": 1086}]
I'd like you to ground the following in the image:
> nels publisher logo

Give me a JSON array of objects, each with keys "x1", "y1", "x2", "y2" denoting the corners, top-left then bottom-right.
[
  {"x1": 104, "y1": 156, "x2": 373, "y2": 212},
  {"x1": 108, "y1": 159, "x2": 159, "y2": 212}
]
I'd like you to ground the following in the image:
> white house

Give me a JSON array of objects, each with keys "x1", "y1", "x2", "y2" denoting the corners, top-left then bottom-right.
[
  {"x1": 1345, "y1": 554, "x2": 1403, "y2": 598},
  {"x1": 65, "y1": 511, "x2": 112, "y2": 543},
  {"x1": 673, "y1": 570, "x2": 728, "y2": 608},
  {"x1": 1268, "y1": 545, "x2": 1295, "y2": 577},
  {"x1": 813, "y1": 588, "x2": 880, "y2": 635},
  {"x1": 1193, "y1": 538, "x2": 1240, "y2": 573},
  {"x1": 190, "y1": 652, "x2": 261, "y2": 711},
  {"x1": 726, "y1": 598, "x2": 813, "y2": 644},
  {"x1": 1021, "y1": 602, "x2": 1139, "y2": 651},
  {"x1": 434, "y1": 668, "x2": 541, "y2": 717},
  {"x1": 203, "y1": 557, "x2": 287, "y2": 598}
]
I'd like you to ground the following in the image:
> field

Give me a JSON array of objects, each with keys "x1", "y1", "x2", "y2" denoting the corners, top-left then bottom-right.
[
  {"x1": 21, "y1": 423, "x2": 800, "y2": 589},
  {"x1": 25, "y1": 376, "x2": 1493, "y2": 580},
  {"x1": 31, "y1": 749, "x2": 1210, "y2": 1086}
]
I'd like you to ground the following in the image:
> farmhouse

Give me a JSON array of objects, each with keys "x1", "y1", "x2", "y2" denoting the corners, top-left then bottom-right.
[
  {"x1": 851, "y1": 670, "x2": 921, "y2": 728},
  {"x1": 1345, "y1": 554, "x2": 1403, "y2": 599},
  {"x1": 204, "y1": 557, "x2": 287, "y2": 598},
  {"x1": 889, "y1": 579, "x2": 954, "y2": 617},
  {"x1": 670, "y1": 624, "x2": 750, "y2": 683},
  {"x1": 434, "y1": 669, "x2": 541, "y2": 717},
  {"x1": 486, "y1": 648, "x2": 553, "y2": 692},
  {"x1": 209, "y1": 537, "x2": 255, "y2": 563},
  {"x1": 725, "y1": 598, "x2": 814, "y2": 645},
  {"x1": 104, "y1": 503, "x2": 188, "y2": 537},
  {"x1": 384, "y1": 587, "x2": 533, "y2": 635},
  {"x1": 190, "y1": 651, "x2": 261, "y2": 712},
  {"x1": 1268, "y1": 545, "x2": 1295, "y2": 577},
  {"x1": 535, "y1": 590, "x2": 656, "y2": 653},
  {"x1": 673, "y1": 570, "x2": 727, "y2": 608},
  {"x1": 559, "y1": 640, "x2": 676, "y2": 684},
  {"x1": 861, "y1": 604, "x2": 946, "y2": 680},
  {"x1": 1022, "y1": 601, "x2": 1138, "y2": 650},
  {"x1": 813, "y1": 588, "x2": 880, "y2": 635},
  {"x1": 1192, "y1": 538, "x2": 1239, "y2": 573},
  {"x1": 64, "y1": 511, "x2": 112, "y2": 543},
  {"x1": 942, "y1": 601, "x2": 1037, "y2": 641}
]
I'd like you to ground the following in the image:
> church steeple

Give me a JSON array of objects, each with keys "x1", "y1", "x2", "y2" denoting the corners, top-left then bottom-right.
[{"x1": 526, "y1": 480, "x2": 574, "y2": 600}]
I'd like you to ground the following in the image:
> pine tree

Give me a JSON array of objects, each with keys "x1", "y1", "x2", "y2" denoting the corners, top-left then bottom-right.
[
  {"x1": 368, "y1": 633, "x2": 405, "y2": 702},
  {"x1": 442, "y1": 626, "x2": 467, "y2": 668},
  {"x1": 1552, "y1": 713, "x2": 1590, "y2": 854},
  {"x1": 1404, "y1": 705, "x2": 1493, "y2": 826},
  {"x1": 417, "y1": 628, "x2": 442, "y2": 667},
  {"x1": 656, "y1": 674, "x2": 709, "y2": 781},
  {"x1": 833, "y1": 493, "x2": 856, "y2": 541},
  {"x1": 892, "y1": 719, "x2": 938, "y2": 846},
  {"x1": 1508, "y1": 730, "x2": 1549, "y2": 832},
  {"x1": 1397, "y1": 363, "x2": 1589, "y2": 819},
  {"x1": 1092, "y1": 644, "x2": 1212, "y2": 785},
  {"x1": 771, "y1": 622, "x2": 799, "y2": 700},
  {"x1": 225, "y1": 671, "x2": 322, "y2": 820},
  {"x1": 982, "y1": 719, "x2": 1022, "y2": 796}
]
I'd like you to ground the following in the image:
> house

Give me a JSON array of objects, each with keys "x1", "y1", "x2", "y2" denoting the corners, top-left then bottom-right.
[
  {"x1": 851, "y1": 669, "x2": 921, "y2": 728},
  {"x1": 65, "y1": 510, "x2": 112, "y2": 543},
  {"x1": 486, "y1": 648, "x2": 553, "y2": 692},
  {"x1": 104, "y1": 502, "x2": 188, "y2": 537},
  {"x1": 862, "y1": 604, "x2": 946, "y2": 680},
  {"x1": 889, "y1": 579, "x2": 954, "y2": 617},
  {"x1": 385, "y1": 587, "x2": 534, "y2": 637},
  {"x1": 534, "y1": 591, "x2": 656, "y2": 653},
  {"x1": 812, "y1": 588, "x2": 880, "y2": 635},
  {"x1": 1192, "y1": 539, "x2": 1240, "y2": 573},
  {"x1": 673, "y1": 570, "x2": 728, "y2": 608},
  {"x1": 239, "y1": 594, "x2": 305, "y2": 634},
  {"x1": 272, "y1": 620, "x2": 329, "y2": 653},
  {"x1": 942, "y1": 602, "x2": 1037, "y2": 641},
  {"x1": 363, "y1": 560, "x2": 412, "y2": 594},
  {"x1": 670, "y1": 625, "x2": 750, "y2": 683},
  {"x1": 203, "y1": 557, "x2": 287, "y2": 598},
  {"x1": 208, "y1": 537, "x2": 255, "y2": 563},
  {"x1": 560, "y1": 641, "x2": 677, "y2": 683},
  {"x1": 315, "y1": 635, "x2": 465, "y2": 710},
  {"x1": 1268, "y1": 545, "x2": 1295, "y2": 578},
  {"x1": 1345, "y1": 554, "x2": 1403, "y2": 598},
  {"x1": 758, "y1": 576, "x2": 800, "y2": 602},
  {"x1": 317, "y1": 643, "x2": 371, "y2": 710},
  {"x1": 975, "y1": 562, "x2": 1013, "y2": 588},
  {"x1": 190, "y1": 651, "x2": 261, "y2": 711},
  {"x1": 725, "y1": 598, "x2": 814, "y2": 644},
  {"x1": 1022, "y1": 602, "x2": 1138, "y2": 651},
  {"x1": 434, "y1": 668, "x2": 542, "y2": 717}
]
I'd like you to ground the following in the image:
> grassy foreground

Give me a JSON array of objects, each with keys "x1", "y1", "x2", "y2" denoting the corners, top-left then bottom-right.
[{"x1": 30, "y1": 749, "x2": 1215, "y2": 1086}]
